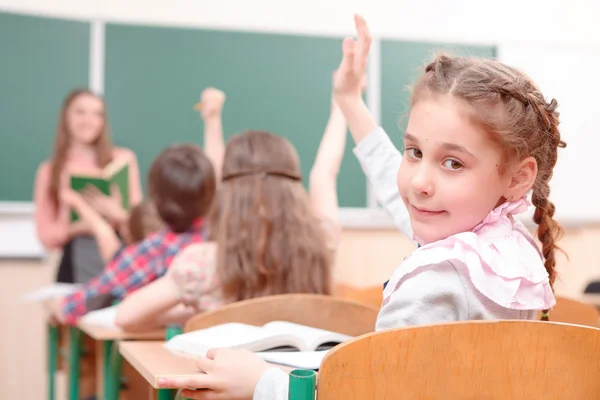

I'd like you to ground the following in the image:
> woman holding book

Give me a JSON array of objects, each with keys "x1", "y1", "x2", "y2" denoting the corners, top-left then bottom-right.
[
  {"x1": 114, "y1": 85, "x2": 346, "y2": 330},
  {"x1": 34, "y1": 89, "x2": 143, "y2": 284}
]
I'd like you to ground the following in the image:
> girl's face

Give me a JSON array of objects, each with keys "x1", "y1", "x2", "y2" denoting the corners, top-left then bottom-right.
[
  {"x1": 66, "y1": 94, "x2": 105, "y2": 145},
  {"x1": 397, "y1": 95, "x2": 511, "y2": 244}
]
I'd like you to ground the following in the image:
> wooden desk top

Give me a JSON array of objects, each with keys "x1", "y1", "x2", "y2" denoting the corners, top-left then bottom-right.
[
  {"x1": 78, "y1": 322, "x2": 165, "y2": 341},
  {"x1": 119, "y1": 341, "x2": 209, "y2": 388},
  {"x1": 119, "y1": 341, "x2": 294, "y2": 389}
]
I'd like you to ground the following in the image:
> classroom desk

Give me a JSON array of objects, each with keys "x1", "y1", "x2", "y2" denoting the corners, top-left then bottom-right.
[
  {"x1": 69, "y1": 324, "x2": 164, "y2": 400},
  {"x1": 119, "y1": 341, "x2": 203, "y2": 389},
  {"x1": 119, "y1": 341, "x2": 295, "y2": 400},
  {"x1": 78, "y1": 323, "x2": 165, "y2": 341}
]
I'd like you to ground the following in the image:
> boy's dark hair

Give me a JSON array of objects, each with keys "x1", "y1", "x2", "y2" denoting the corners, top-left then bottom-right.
[{"x1": 148, "y1": 144, "x2": 216, "y2": 232}]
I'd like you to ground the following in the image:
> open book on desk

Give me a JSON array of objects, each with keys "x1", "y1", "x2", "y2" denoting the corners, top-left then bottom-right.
[
  {"x1": 164, "y1": 321, "x2": 352, "y2": 368},
  {"x1": 256, "y1": 350, "x2": 330, "y2": 370}
]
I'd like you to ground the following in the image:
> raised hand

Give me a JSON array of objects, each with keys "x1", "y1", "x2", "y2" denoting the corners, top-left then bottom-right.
[
  {"x1": 196, "y1": 88, "x2": 226, "y2": 121},
  {"x1": 333, "y1": 15, "x2": 372, "y2": 102},
  {"x1": 331, "y1": 15, "x2": 377, "y2": 144}
]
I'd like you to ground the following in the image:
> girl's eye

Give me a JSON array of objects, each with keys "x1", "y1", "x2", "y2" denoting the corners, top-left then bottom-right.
[
  {"x1": 406, "y1": 148, "x2": 423, "y2": 159},
  {"x1": 443, "y1": 159, "x2": 463, "y2": 170}
]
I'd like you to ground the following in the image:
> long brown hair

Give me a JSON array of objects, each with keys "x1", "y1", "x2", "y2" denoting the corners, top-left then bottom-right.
[
  {"x1": 412, "y1": 55, "x2": 566, "y2": 320},
  {"x1": 48, "y1": 89, "x2": 113, "y2": 210},
  {"x1": 211, "y1": 131, "x2": 332, "y2": 302}
]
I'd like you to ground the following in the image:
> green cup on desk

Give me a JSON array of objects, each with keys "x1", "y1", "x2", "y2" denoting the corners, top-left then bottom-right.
[{"x1": 288, "y1": 369, "x2": 316, "y2": 400}]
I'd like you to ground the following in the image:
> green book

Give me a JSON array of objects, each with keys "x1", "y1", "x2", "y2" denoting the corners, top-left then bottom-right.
[{"x1": 69, "y1": 158, "x2": 130, "y2": 222}]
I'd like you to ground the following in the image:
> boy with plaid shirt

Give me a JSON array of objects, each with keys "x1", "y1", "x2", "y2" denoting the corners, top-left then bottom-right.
[{"x1": 50, "y1": 144, "x2": 216, "y2": 324}]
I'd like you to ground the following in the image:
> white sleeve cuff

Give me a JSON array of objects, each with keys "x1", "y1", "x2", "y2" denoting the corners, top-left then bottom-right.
[{"x1": 253, "y1": 367, "x2": 290, "y2": 400}]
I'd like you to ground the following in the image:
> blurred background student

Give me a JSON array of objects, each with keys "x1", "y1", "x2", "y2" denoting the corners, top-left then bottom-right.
[{"x1": 115, "y1": 84, "x2": 348, "y2": 330}]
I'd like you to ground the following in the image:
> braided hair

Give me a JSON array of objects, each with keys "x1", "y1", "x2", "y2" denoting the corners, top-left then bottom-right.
[{"x1": 412, "y1": 54, "x2": 567, "y2": 320}]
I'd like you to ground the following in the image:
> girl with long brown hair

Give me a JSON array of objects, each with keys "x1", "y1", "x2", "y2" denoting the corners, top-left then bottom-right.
[
  {"x1": 115, "y1": 86, "x2": 345, "y2": 330},
  {"x1": 33, "y1": 89, "x2": 143, "y2": 284}
]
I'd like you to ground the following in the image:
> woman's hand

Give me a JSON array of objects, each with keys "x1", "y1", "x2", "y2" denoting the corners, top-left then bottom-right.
[{"x1": 82, "y1": 184, "x2": 128, "y2": 224}]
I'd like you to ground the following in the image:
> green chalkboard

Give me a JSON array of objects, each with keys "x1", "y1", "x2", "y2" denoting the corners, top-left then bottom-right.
[
  {"x1": 0, "y1": 12, "x2": 89, "y2": 201},
  {"x1": 381, "y1": 40, "x2": 496, "y2": 151},
  {"x1": 105, "y1": 24, "x2": 366, "y2": 207}
]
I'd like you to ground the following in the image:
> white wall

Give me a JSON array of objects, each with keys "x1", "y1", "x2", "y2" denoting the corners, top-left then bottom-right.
[
  {"x1": 1, "y1": 0, "x2": 600, "y2": 47},
  {"x1": 499, "y1": 46, "x2": 600, "y2": 224}
]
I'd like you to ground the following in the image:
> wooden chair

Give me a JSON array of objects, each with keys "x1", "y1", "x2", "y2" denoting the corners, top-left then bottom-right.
[
  {"x1": 544, "y1": 296, "x2": 600, "y2": 327},
  {"x1": 333, "y1": 284, "x2": 383, "y2": 309},
  {"x1": 184, "y1": 294, "x2": 379, "y2": 336},
  {"x1": 316, "y1": 320, "x2": 600, "y2": 399}
]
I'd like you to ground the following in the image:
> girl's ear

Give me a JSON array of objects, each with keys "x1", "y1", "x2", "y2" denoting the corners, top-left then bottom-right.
[{"x1": 505, "y1": 156, "x2": 537, "y2": 200}]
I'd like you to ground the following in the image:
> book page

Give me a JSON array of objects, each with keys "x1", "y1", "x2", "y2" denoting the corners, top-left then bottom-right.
[
  {"x1": 256, "y1": 350, "x2": 329, "y2": 370},
  {"x1": 104, "y1": 156, "x2": 129, "y2": 177},
  {"x1": 109, "y1": 163, "x2": 130, "y2": 210},
  {"x1": 164, "y1": 323, "x2": 305, "y2": 357},
  {"x1": 23, "y1": 283, "x2": 81, "y2": 303},
  {"x1": 262, "y1": 321, "x2": 353, "y2": 351}
]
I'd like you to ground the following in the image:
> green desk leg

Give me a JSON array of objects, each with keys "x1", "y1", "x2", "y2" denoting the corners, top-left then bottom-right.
[
  {"x1": 103, "y1": 340, "x2": 113, "y2": 398},
  {"x1": 288, "y1": 369, "x2": 316, "y2": 400},
  {"x1": 68, "y1": 327, "x2": 82, "y2": 400},
  {"x1": 48, "y1": 325, "x2": 59, "y2": 400},
  {"x1": 156, "y1": 325, "x2": 182, "y2": 400},
  {"x1": 106, "y1": 340, "x2": 123, "y2": 400},
  {"x1": 158, "y1": 388, "x2": 176, "y2": 400}
]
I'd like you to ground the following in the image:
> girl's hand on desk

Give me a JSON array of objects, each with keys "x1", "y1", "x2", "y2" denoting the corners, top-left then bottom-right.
[{"x1": 157, "y1": 348, "x2": 270, "y2": 400}]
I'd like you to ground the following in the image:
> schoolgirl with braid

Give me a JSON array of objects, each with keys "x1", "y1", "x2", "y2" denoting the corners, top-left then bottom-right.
[{"x1": 157, "y1": 15, "x2": 565, "y2": 400}]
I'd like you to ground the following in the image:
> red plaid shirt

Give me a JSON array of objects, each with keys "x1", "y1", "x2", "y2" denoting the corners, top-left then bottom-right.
[{"x1": 61, "y1": 219, "x2": 206, "y2": 324}]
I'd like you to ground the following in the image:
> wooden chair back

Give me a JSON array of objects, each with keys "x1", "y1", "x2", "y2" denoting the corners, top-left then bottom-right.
[
  {"x1": 184, "y1": 294, "x2": 379, "y2": 336},
  {"x1": 334, "y1": 284, "x2": 383, "y2": 309},
  {"x1": 318, "y1": 320, "x2": 600, "y2": 399},
  {"x1": 540, "y1": 296, "x2": 600, "y2": 327}
]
